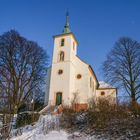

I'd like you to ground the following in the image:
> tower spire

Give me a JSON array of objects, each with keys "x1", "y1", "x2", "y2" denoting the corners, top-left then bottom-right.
[{"x1": 63, "y1": 11, "x2": 71, "y2": 34}]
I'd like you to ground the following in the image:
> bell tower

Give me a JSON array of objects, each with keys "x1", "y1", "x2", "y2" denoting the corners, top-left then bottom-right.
[
  {"x1": 52, "y1": 12, "x2": 78, "y2": 64},
  {"x1": 48, "y1": 13, "x2": 78, "y2": 106}
]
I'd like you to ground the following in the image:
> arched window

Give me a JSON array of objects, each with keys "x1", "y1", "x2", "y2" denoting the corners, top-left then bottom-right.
[
  {"x1": 90, "y1": 77, "x2": 92, "y2": 88},
  {"x1": 73, "y1": 42, "x2": 75, "y2": 50},
  {"x1": 92, "y1": 81, "x2": 94, "y2": 91},
  {"x1": 58, "y1": 69, "x2": 63, "y2": 75},
  {"x1": 59, "y1": 51, "x2": 64, "y2": 61},
  {"x1": 61, "y1": 39, "x2": 65, "y2": 46}
]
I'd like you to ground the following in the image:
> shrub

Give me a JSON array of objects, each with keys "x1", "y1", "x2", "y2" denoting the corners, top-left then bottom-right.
[
  {"x1": 60, "y1": 98, "x2": 140, "y2": 139},
  {"x1": 60, "y1": 106, "x2": 75, "y2": 129},
  {"x1": 16, "y1": 112, "x2": 39, "y2": 128}
]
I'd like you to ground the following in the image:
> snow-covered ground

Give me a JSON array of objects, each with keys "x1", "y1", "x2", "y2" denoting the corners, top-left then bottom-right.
[
  {"x1": 11, "y1": 114, "x2": 68, "y2": 140},
  {"x1": 11, "y1": 114, "x2": 96, "y2": 140},
  {"x1": 11, "y1": 130, "x2": 68, "y2": 140}
]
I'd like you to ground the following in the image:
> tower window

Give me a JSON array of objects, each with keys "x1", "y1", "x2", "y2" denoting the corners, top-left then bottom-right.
[
  {"x1": 90, "y1": 77, "x2": 92, "y2": 88},
  {"x1": 101, "y1": 91, "x2": 105, "y2": 96},
  {"x1": 58, "y1": 69, "x2": 63, "y2": 75},
  {"x1": 61, "y1": 39, "x2": 65, "y2": 46},
  {"x1": 59, "y1": 51, "x2": 65, "y2": 62},
  {"x1": 92, "y1": 81, "x2": 94, "y2": 91},
  {"x1": 73, "y1": 42, "x2": 75, "y2": 50}
]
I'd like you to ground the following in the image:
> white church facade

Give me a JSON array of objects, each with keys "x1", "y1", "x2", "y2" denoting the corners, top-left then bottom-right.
[{"x1": 44, "y1": 14, "x2": 117, "y2": 110}]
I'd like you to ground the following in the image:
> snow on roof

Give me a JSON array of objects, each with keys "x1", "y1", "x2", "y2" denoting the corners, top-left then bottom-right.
[{"x1": 99, "y1": 81, "x2": 115, "y2": 88}]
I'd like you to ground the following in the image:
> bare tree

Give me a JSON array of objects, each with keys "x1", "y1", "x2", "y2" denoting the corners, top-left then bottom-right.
[
  {"x1": 102, "y1": 37, "x2": 140, "y2": 103},
  {"x1": 0, "y1": 30, "x2": 48, "y2": 137}
]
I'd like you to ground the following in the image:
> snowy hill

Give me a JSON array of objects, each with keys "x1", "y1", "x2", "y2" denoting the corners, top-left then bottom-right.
[
  {"x1": 12, "y1": 130, "x2": 68, "y2": 140},
  {"x1": 11, "y1": 114, "x2": 68, "y2": 140},
  {"x1": 11, "y1": 114, "x2": 96, "y2": 140}
]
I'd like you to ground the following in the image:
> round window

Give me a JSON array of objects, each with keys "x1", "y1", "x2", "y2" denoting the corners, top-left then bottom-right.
[
  {"x1": 58, "y1": 69, "x2": 63, "y2": 75},
  {"x1": 77, "y1": 74, "x2": 82, "y2": 79}
]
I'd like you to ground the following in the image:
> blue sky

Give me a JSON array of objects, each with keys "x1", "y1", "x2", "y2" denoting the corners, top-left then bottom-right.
[{"x1": 0, "y1": 0, "x2": 140, "y2": 80}]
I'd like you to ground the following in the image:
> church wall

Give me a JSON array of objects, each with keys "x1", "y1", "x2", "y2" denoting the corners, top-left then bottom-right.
[
  {"x1": 68, "y1": 62, "x2": 76, "y2": 104},
  {"x1": 96, "y1": 88, "x2": 117, "y2": 103},
  {"x1": 71, "y1": 56, "x2": 91, "y2": 104},
  {"x1": 48, "y1": 62, "x2": 72, "y2": 106},
  {"x1": 88, "y1": 73, "x2": 97, "y2": 102},
  {"x1": 67, "y1": 55, "x2": 99, "y2": 105}
]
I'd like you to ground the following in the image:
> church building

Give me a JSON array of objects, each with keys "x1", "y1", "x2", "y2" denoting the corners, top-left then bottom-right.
[{"x1": 44, "y1": 14, "x2": 117, "y2": 110}]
